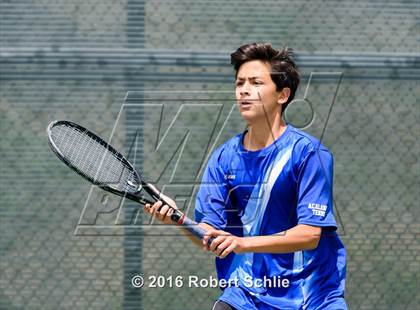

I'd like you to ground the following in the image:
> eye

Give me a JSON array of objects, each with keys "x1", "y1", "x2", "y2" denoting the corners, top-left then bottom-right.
[{"x1": 235, "y1": 81, "x2": 243, "y2": 86}]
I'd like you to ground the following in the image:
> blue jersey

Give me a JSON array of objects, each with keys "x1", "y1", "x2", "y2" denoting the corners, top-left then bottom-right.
[{"x1": 195, "y1": 125, "x2": 347, "y2": 310}]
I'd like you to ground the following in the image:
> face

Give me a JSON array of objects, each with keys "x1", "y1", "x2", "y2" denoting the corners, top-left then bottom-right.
[{"x1": 235, "y1": 60, "x2": 287, "y2": 125}]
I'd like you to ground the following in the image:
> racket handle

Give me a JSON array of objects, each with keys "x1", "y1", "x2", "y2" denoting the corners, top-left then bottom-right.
[
  {"x1": 138, "y1": 197, "x2": 155, "y2": 205},
  {"x1": 142, "y1": 184, "x2": 215, "y2": 245},
  {"x1": 171, "y1": 210, "x2": 215, "y2": 246}
]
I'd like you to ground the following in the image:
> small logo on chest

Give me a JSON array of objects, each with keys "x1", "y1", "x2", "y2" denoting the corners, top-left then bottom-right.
[{"x1": 224, "y1": 174, "x2": 236, "y2": 180}]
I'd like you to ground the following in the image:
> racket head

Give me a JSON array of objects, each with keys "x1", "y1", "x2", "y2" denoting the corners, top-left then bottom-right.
[
  {"x1": 47, "y1": 120, "x2": 147, "y2": 202},
  {"x1": 47, "y1": 120, "x2": 211, "y2": 241}
]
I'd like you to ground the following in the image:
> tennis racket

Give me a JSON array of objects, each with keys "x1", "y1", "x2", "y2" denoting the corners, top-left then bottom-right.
[{"x1": 47, "y1": 120, "x2": 211, "y2": 242}]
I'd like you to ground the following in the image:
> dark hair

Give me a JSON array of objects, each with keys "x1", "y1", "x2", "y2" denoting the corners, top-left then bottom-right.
[{"x1": 230, "y1": 42, "x2": 300, "y2": 112}]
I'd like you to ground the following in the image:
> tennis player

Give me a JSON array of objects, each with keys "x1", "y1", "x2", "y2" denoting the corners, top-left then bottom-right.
[{"x1": 145, "y1": 42, "x2": 347, "y2": 310}]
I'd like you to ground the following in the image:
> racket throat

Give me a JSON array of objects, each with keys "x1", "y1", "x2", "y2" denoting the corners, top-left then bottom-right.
[{"x1": 127, "y1": 180, "x2": 142, "y2": 192}]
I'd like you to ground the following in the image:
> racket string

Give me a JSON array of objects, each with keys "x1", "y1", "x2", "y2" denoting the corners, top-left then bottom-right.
[{"x1": 51, "y1": 124, "x2": 136, "y2": 192}]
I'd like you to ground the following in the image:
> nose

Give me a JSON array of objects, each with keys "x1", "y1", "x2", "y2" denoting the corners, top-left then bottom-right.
[{"x1": 239, "y1": 81, "x2": 251, "y2": 96}]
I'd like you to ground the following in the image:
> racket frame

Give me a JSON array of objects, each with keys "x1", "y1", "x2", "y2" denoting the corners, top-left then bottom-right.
[{"x1": 47, "y1": 120, "x2": 208, "y2": 240}]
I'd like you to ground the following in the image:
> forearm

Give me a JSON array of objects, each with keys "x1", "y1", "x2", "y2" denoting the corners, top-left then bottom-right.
[{"x1": 241, "y1": 224, "x2": 321, "y2": 253}]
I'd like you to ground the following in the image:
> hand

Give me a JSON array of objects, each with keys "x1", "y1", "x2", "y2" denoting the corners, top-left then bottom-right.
[
  {"x1": 143, "y1": 192, "x2": 178, "y2": 225},
  {"x1": 203, "y1": 228, "x2": 246, "y2": 258}
]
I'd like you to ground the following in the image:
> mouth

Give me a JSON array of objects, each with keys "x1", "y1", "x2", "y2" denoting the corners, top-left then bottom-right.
[{"x1": 240, "y1": 101, "x2": 253, "y2": 106}]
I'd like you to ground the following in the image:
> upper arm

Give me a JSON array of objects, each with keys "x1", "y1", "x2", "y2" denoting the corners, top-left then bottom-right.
[
  {"x1": 296, "y1": 149, "x2": 338, "y2": 230},
  {"x1": 195, "y1": 152, "x2": 229, "y2": 230}
]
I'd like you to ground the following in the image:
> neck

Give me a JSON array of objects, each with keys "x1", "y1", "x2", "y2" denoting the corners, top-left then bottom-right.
[{"x1": 244, "y1": 114, "x2": 287, "y2": 151}]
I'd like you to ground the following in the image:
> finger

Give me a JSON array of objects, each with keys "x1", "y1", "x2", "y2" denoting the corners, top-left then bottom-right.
[
  {"x1": 203, "y1": 229, "x2": 216, "y2": 248},
  {"x1": 219, "y1": 242, "x2": 237, "y2": 259},
  {"x1": 204, "y1": 228, "x2": 226, "y2": 239},
  {"x1": 143, "y1": 203, "x2": 151, "y2": 212},
  {"x1": 149, "y1": 201, "x2": 163, "y2": 215},
  {"x1": 158, "y1": 204, "x2": 169, "y2": 215},
  {"x1": 214, "y1": 238, "x2": 232, "y2": 256},
  {"x1": 167, "y1": 207, "x2": 174, "y2": 217},
  {"x1": 203, "y1": 237, "x2": 210, "y2": 250},
  {"x1": 203, "y1": 229, "x2": 216, "y2": 247},
  {"x1": 157, "y1": 204, "x2": 170, "y2": 221},
  {"x1": 209, "y1": 236, "x2": 226, "y2": 252}
]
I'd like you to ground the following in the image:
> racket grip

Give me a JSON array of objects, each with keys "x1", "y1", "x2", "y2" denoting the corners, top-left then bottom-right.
[{"x1": 171, "y1": 210, "x2": 215, "y2": 246}]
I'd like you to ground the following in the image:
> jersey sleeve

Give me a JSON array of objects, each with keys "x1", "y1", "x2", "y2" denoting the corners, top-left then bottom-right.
[
  {"x1": 194, "y1": 151, "x2": 229, "y2": 230},
  {"x1": 296, "y1": 148, "x2": 338, "y2": 230}
]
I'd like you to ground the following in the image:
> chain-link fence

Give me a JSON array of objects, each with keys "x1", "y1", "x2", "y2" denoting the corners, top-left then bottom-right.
[{"x1": 1, "y1": 1, "x2": 418, "y2": 309}]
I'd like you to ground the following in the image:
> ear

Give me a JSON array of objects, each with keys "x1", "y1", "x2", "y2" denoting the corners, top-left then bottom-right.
[{"x1": 278, "y1": 87, "x2": 291, "y2": 105}]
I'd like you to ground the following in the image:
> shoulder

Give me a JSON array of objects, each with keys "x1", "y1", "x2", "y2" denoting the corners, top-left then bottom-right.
[
  {"x1": 287, "y1": 126, "x2": 333, "y2": 165},
  {"x1": 206, "y1": 133, "x2": 242, "y2": 169}
]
